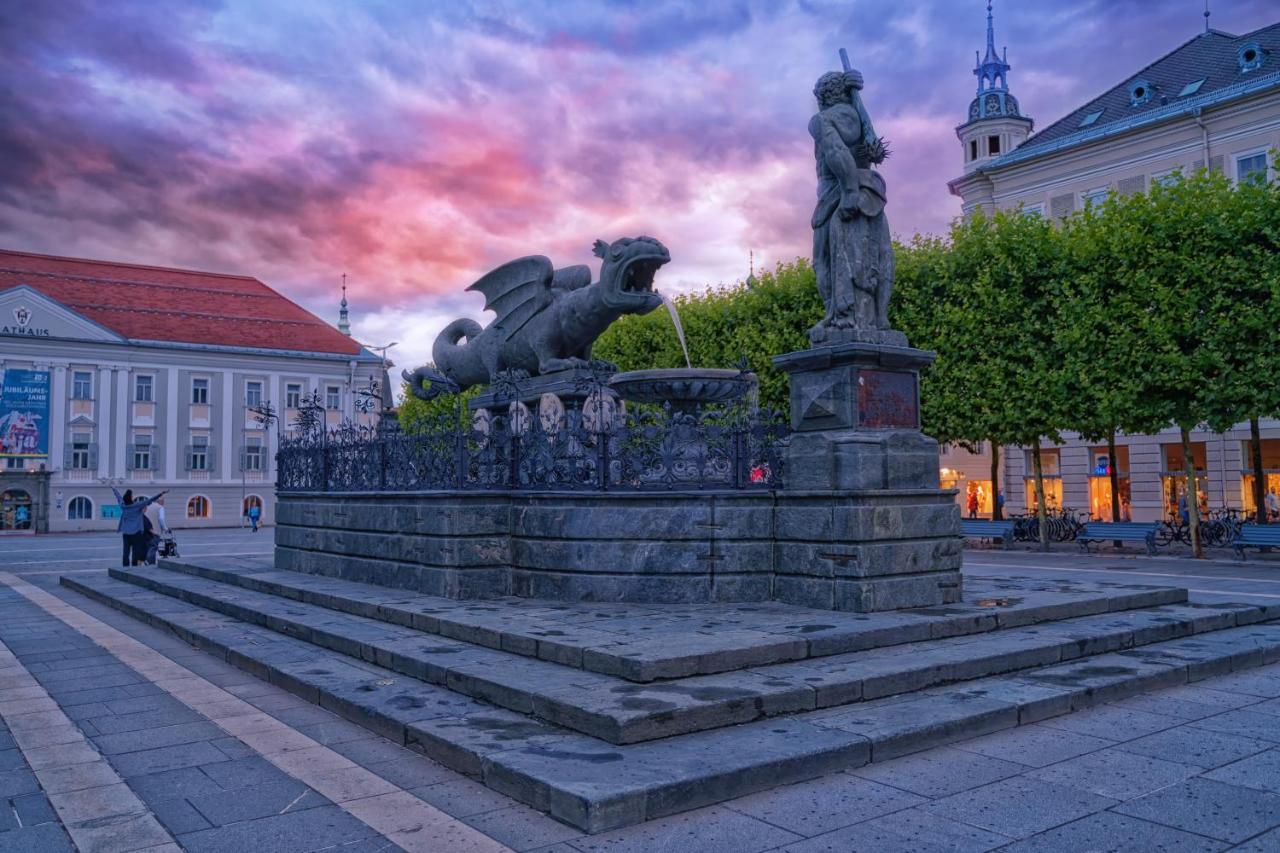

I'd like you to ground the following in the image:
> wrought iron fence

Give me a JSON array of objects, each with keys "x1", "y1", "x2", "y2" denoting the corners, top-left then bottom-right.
[{"x1": 277, "y1": 402, "x2": 788, "y2": 493}]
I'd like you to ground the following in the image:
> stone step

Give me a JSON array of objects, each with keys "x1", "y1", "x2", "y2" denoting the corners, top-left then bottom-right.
[
  {"x1": 61, "y1": 572, "x2": 1280, "y2": 834},
  {"x1": 107, "y1": 564, "x2": 1270, "y2": 745},
  {"x1": 157, "y1": 555, "x2": 1188, "y2": 682}
]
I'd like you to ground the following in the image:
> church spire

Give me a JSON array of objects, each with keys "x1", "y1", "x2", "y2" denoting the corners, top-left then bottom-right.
[
  {"x1": 974, "y1": 0, "x2": 1011, "y2": 97},
  {"x1": 338, "y1": 273, "x2": 351, "y2": 336},
  {"x1": 957, "y1": 0, "x2": 1032, "y2": 173}
]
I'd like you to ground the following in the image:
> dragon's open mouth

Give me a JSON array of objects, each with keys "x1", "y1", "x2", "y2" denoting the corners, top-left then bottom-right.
[{"x1": 621, "y1": 256, "x2": 665, "y2": 293}]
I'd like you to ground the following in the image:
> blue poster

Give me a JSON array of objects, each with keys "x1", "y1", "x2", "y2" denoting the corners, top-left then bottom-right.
[{"x1": 0, "y1": 369, "x2": 50, "y2": 458}]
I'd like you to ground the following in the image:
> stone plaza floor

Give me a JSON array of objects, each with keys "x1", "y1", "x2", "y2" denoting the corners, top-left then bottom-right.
[{"x1": 1, "y1": 530, "x2": 1279, "y2": 851}]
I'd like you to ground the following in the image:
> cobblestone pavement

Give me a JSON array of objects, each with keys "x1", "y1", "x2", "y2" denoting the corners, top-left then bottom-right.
[{"x1": 0, "y1": 532, "x2": 1278, "y2": 851}]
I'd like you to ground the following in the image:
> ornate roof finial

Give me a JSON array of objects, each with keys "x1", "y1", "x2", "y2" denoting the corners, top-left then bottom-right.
[
  {"x1": 338, "y1": 273, "x2": 351, "y2": 336},
  {"x1": 985, "y1": 1, "x2": 998, "y2": 64},
  {"x1": 746, "y1": 250, "x2": 758, "y2": 289},
  {"x1": 1204, "y1": 0, "x2": 1211, "y2": 34}
]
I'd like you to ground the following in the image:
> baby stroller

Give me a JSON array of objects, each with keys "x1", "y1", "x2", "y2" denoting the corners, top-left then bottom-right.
[{"x1": 159, "y1": 532, "x2": 179, "y2": 559}]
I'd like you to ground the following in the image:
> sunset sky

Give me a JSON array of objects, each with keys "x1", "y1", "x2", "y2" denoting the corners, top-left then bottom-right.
[{"x1": 2, "y1": 0, "x2": 1277, "y2": 370}]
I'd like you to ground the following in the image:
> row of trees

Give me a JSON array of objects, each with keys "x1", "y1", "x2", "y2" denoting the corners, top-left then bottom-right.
[{"x1": 402, "y1": 163, "x2": 1280, "y2": 556}]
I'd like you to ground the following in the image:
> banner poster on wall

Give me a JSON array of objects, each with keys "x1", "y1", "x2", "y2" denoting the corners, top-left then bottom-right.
[{"x1": 0, "y1": 369, "x2": 51, "y2": 458}]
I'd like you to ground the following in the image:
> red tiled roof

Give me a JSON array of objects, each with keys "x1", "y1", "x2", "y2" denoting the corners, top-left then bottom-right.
[{"x1": 0, "y1": 249, "x2": 363, "y2": 356}]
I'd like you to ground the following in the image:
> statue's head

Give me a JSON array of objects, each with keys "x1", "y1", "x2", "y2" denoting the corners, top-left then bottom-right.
[
  {"x1": 593, "y1": 236, "x2": 668, "y2": 314},
  {"x1": 813, "y1": 72, "x2": 848, "y2": 109}
]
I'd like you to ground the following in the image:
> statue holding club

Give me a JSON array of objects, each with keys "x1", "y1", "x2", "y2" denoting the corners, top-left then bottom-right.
[{"x1": 808, "y1": 49, "x2": 895, "y2": 345}]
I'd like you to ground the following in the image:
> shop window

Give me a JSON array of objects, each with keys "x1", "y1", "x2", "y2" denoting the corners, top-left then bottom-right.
[
  {"x1": 1088, "y1": 446, "x2": 1132, "y2": 520},
  {"x1": 1, "y1": 489, "x2": 32, "y2": 530},
  {"x1": 1161, "y1": 441, "x2": 1209, "y2": 518},
  {"x1": 67, "y1": 496, "x2": 92, "y2": 520},
  {"x1": 1241, "y1": 439, "x2": 1280, "y2": 518},
  {"x1": 187, "y1": 495, "x2": 211, "y2": 519},
  {"x1": 1023, "y1": 448, "x2": 1063, "y2": 511},
  {"x1": 965, "y1": 480, "x2": 993, "y2": 518}
]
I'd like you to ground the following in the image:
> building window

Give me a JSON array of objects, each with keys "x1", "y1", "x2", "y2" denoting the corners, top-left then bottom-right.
[
  {"x1": 1078, "y1": 108, "x2": 1103, "y2": 128},
  {"x1": 130, "y1": 435, "x2": 154, "y2": 471},
  {"x1": 1087, "y1": 446, "x2": 1132, "y2": 521},
  {"x1": 325, "y1": 385, "x2": 340, "y2": 411},
  {"x1": 245, "y1": 380, "x2": 263, "y2": 407},
  {"x1": 67, "y1": 496, "x2": 93, "y2": 520},
  {"x1": 5, "y1": 458, "x2": 24, "y2": 470},
  {"x1": 1178, "y1": 78, "x2": 1206, "y2": 97},
  {"x1": 69, "y1": 432, "x2": 93, "y2": 470},
  {"x1": 1238, "y1": 42, "x2": 1267, "y2": 73},
  {"x1": 191, "y1": 377, "x2": 209, "y2": 405},
  {"x1": 72, "y1": 371, "x2": 93, "y2": 399},
  {"x1": 187, "y1": 495, "x2": 211, "y2": 519},
  {"x1": 286, "y1": 383, "x2": 302, "y2": 409},
  {"x1": 1152, "y1": 170, "x2": 1180, "y2": 188},
  {"x1": 1128, "y1": 79, "x2": 1153, "y2": 106},
  {"x1": 1161, "y1": 442, "x2": 1208, "y2": 519},
  {"x1": 987, "y1": 135, "x2": 1001, "y2": 155},
  {"x1": 1021, "y1": 203, "x2": 1045, "y2": 218},
  {"x1": 1082, "y1": 187, "x2": 1110, "y2": 208},
  {"x1": 241, "y1": 437, "x2": 264, "y2": 472},
  {"x1": 187, "y1": 435, "x2": 212, "y2": 471},
  {"x1": 1023, "y1": 448, "x2": 1063, "y2": 511},
  {"x1": 1237, "y1": 152, "x2": 1269, "y2": 185},
  {"x1": 968, "y1": 139, "x2": 978, "y2": 161},
  {"x1": 134, "y1": 375, "x2": 153, "y2": 403}
]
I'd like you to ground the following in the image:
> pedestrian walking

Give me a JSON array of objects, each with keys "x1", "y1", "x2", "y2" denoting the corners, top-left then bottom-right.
[
  {"x1": 248, "y1": 502, "x2": 261, "y2": 532},
  {"x1": 112, "y1": 487, "x2": 167, "y2": 566}
]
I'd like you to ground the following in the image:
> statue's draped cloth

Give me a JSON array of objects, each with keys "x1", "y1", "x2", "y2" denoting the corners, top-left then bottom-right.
[{"x1": 809, "y1": 99, "x2": 893, "y2": 340}]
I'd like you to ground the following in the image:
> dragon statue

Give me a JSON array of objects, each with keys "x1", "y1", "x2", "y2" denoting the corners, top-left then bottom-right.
[{"x1": 404, "y1": 236, "x2": 669, "y2": 400}]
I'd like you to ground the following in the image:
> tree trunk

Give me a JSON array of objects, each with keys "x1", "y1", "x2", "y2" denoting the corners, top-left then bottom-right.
[
  {"x1": 1032, "y1": 444, "x2": 1049, "y2": 552},
  {"x1": 1251, "y1": 417, "x2": 1267, "y2": 525},
  {"x1": 1181, "y1": 424, "x2": 1203, "y2": 558},
  {"x1": 990, "y1": 442, "x2": 1002, "y2": 521}
]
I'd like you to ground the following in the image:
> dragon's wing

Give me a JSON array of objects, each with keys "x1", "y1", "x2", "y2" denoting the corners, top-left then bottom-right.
[{"x1": 466, "y1": 255, "x2": 554, "y2": 338}]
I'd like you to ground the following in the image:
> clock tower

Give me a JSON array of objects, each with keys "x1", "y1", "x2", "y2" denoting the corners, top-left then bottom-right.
[{"x1": 957, "y1": 1, "x2": 1033, "y2": 173}]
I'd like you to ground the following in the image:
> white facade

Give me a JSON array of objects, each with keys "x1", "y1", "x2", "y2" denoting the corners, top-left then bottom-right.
[{"x1": 0, "y1": 284, "x2": 382, "y2": 533}]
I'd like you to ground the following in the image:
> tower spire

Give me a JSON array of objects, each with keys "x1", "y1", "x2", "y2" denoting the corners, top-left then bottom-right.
[
  {"x1": 338, "y1": 273, "x2": 351, "y2": 336},
  {"x1": 984, "y1": 1, "x2": 998, "y2": 63}
]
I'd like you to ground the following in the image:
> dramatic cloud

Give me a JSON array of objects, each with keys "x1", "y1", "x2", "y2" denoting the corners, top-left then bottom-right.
[{"x1": 1, "y1": 0, "x2": 1275, "y2": 371}]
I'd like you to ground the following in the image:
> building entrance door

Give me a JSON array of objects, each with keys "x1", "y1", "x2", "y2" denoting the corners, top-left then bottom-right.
[{"x1": 1, "y1": 489, "x2": 33, "y2": 531}]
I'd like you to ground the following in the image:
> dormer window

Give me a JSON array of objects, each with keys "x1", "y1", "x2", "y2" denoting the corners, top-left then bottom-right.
[
  {"x1": 1128, "y1": 79, "x2": 1154, "y2": 107},
  {"x1": 1078, "y1": 109, "x2": 1104, "y2": 128},
  {"x1": 1238, "y1": 42, "x2": 1267, "y2": 73},
  {"x1": 1178, "y1": 78, "x2": 1206, "y2": 97}
]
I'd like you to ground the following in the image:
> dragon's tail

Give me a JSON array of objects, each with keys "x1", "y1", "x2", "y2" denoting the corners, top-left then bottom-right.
[{"x1": 433, "y1": 318, "x2": 482, "y2": 366}]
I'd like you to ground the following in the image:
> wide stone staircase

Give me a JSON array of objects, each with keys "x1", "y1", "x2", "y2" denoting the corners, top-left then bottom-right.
[{"x1": 64, "y1": 557, "x2": 1280, "y2": 832}]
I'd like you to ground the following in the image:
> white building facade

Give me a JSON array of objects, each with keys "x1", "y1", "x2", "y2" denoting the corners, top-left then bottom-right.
[
  {"x1": 0, "y1": 250, "x2": 384, "y2": 534},
  {"x1": 941, "y1": 14, "x2": 1280, "y2": 523}
]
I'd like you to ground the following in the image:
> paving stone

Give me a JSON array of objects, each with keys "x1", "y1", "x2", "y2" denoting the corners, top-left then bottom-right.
[
  {"x1": 199, "y1": 755, "x2": 290, "y2": 790},
  {"x1": 187, "y1": 778, "x2": 327, "y2": 825},
  {"x1": 1187, "y1": 709, "x2": 1280, "y2": 744},
  {"x1": 147, "y1": 795, "x2": 215, "y2": 834},
  {"x1": 993, "y1": 810, "x2": 1228, "y2": 852},
  {"x1": 461, "y1": 803, "x2": 584, "y2": 851},
  {"x1": 849, "y1": 745, "x2": 1026, "y2": 797},
  {"x1": 109, "y1": 741, "x2": 230, "y2": 777},
  {"x1": 83, "y1": 706, "x2": 204, "y2": 735},
  {"x1": 126, "y1": 766, "x2": 227, "y2": 802},
  {"x1": 566, "y1": 804, "x2": 800, "y2": 853},
  {"x1": 921, "y1": 776, "x2": 1117, "y2": 839},
  {"x1": 1025, "y1": 746, "x2": 1203, "y2": 800},
  {"x1": 785, "y1": 807, "x2": 1012, "y2": 853},
  {"x1": 11, "y1": 791, "x2": 58, "y2": 826},
  {"x1": 0, "y1": 822, "x2": 74, "y2": 853},
  {"x1": 34, "y1": 759, "x2": 123, "y2": 794},
  {"x1": 1233, "y1": 825, "x2": 1280, "y2": 852},
  {"x1": 1117, "y1": 725, "x2": 1272, "y2": 769},
  {"x1": 1114, "y1": 777, "x2": 1280, "y2": 842},
  {"x1": 953, "y1": 723, "x2": 1116, "y2": 768},
  {"x1": 176, "y1": 804, "x2": 379, "y2": 853},
  {"x1": 724, "y1": 772, "x2": 924, "y2": 836},
  {"x1": 1204, "y1": 748, "x2": 1280, "y2": 795},
  {"x1": 91, "y1": 721, "x2": 223, "y2": 756}
]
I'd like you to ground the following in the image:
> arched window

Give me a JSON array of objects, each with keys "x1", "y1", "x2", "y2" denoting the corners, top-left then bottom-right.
[
  {"x1": 243, "y1": 495, "x2": 263, "y2": 516},
  {"x1": 187, "y1": 495, "x2": 210, "y2": 519},
  {"x1": 67, "y1": 496, "x2": 93, "y2": 520}
]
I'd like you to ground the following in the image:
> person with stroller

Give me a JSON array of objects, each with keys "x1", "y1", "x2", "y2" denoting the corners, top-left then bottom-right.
[{"x1": 111, "y1": 487, "x2": 167, "y2": 566}]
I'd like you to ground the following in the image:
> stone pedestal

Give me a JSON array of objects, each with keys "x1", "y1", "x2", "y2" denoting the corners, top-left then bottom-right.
[{"x1": 771, "y1": 338, "x2": 962, "y2": 612}]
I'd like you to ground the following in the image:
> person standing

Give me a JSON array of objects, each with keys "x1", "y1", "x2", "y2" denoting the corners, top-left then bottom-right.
[
  {"x1": 111, "y1": 487, "x2": 166, "y2": 566},
  {"x1": 967, "y1": 489, "x2": 979, "y2": 520},
  {"x1": 1266, "y1": 488, "x2": 1279, "y2": 522},
  {"x1": 247, "y1": 502, "x2": 261, "y2": 533}
]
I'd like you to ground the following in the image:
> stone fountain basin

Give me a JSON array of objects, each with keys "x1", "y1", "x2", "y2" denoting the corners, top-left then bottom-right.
[{"x1": 608, "y1": 368, "x2": 756, "y2": 409}]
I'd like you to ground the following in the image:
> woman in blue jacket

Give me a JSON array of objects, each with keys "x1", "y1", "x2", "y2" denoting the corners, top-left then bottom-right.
[{"x1": 112, "y1": 487, "x2": 167, "y2": 566}]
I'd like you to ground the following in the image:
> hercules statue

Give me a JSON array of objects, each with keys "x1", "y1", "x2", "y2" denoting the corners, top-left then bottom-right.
[{"x1": 809, "y1": 53, "x2": 894, "y2": 345}]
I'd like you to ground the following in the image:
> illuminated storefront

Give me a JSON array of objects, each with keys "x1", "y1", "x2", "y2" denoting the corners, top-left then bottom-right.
[
  {"x1": 1161, "y1": 442, "x2": 1209, "y2": 518},
  {"x1": 1088, "y1": 445, "x2": 1131, "y2": 520},
  {"x1": 1023, "y1": 448, "x2": 1063, "y2": 510},
  {"x1": 1242, "y1": 439, "x2": 1280, "y2": 519}
]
